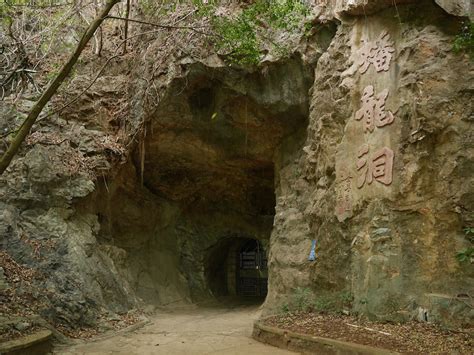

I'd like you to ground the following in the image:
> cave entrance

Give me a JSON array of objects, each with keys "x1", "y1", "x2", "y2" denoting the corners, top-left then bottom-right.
[
  {"x1": 117, "y1": 57, "x2": 314, "y2": 308},
  {"x1": 206, "y1": 237, "x2": 268, "y2": 302}
]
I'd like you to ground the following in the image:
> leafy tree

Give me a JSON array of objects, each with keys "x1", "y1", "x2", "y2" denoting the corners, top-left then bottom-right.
[{"x1": 195, "y1": 0, "x2": 309, "y2": 65}]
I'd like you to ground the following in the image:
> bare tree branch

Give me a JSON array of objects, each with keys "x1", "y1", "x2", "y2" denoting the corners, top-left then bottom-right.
[
  {"x1": 122, "y1": 0, "x2": 130, "y2": 54},
  {"x1": 106, "y1": 15, "x2": 211, "y2": 32},
  {"x1": 0, "y1": 0, "x2": 122, "y2": 175},
  {"x1": 43, "y1": 28, "x2": 166, "y2": 120}
]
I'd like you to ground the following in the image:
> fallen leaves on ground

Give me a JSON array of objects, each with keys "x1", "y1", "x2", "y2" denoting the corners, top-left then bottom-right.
[
  {"x1": 56, "y1": 309, "x2": 143, "y2": 339},
  {"x1": 265, "y1": 312, "x2": 472, "y2": 354}
]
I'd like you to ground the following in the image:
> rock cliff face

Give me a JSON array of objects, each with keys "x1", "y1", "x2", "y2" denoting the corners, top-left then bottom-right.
[
  {"x1": 84, "y1": 57, "x2": 317, "y2": 306},
  {"x1": 0, "y1": 0, "x2": 472, "y2": 332},
  {"x1": 265, "y1": 0, "x2": 473, "y2": 328}
]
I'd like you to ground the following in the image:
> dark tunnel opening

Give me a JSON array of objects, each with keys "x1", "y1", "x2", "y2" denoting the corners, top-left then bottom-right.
[{"x1": 205, "y1": 237, "x2": 268, "y2": 303}]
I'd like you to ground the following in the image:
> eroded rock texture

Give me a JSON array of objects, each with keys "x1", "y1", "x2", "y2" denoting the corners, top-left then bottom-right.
[
  {"x1": 0, "y1": 77, "x2": 138, "y2": 328},
  {"x1": 0, "y1": 54, "x2": 320, "y2": 329},
  {"x1": 265, "y1": 0, "x2": 473, "y2": 328},
  {"x1": 0, "y1": 0, "x2": 472, "y2": 332},
  {"x1": 86, "y1": 57, "x2": 316, "y2": 306}
]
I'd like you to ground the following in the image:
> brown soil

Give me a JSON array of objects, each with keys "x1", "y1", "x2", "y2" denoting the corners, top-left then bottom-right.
[{"x1": 264, "y1": 312, "x2": 473, "y2": 354}]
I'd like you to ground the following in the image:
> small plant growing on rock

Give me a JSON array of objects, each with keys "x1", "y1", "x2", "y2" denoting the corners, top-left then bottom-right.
[
  {"x1": 339, "y1": 291, "x2": 354, "y2": 308},
  {"x1": 463, "y1": 227, "x2": 474, "y2": 243},
  {"x1": 313, "y1": 295, "x2": 337, "y2": 314},
  {"x1": 284, "y1": 290, "x2": 353, "y2": 314},
  {"x1": 456, "y1": 227, "x2": 474, "y2": 264},
  {"x1": 359, "y1": 297, "x2": 368, "y2": 305},
  {"x1": 293, "y1": 287, "x2": 312, "y2": 311},
  {"x1": 453, "y1": 21, "x2": 474, "y2": 58},
  {"x1": 456, "y1": 247, "x2": 474, "y2": 264},
  {"x1": 280, "y1": 287, "x2": 313, "y2": 313}
]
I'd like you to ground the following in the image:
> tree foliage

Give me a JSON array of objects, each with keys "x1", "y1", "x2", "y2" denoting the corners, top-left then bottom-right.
[{"x1": 194, "y1": 0, "x2": 309, "y2": 65}]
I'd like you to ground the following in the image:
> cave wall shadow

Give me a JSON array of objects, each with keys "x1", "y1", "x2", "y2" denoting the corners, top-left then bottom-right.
[
  {"x1": 84, "y1": 56, "x2": 314, "y2": 310},
  {"x1": 205, "y1": 236, "x2": 268, "y2": 304}
]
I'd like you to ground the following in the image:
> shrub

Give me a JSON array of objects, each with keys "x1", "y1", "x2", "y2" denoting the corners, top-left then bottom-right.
[
  {"x1": 456, "y1": 247, "x2": 474, "y2": 264},
  {"x1": 195, "y1": 0, "x2": 310, "y2": 65},
  {"x1": 453, "y1": 21, "x2": 474, "y2": 58}
]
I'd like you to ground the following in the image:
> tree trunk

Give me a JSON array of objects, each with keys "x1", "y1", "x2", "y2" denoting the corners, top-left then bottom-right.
[
  {"x1": 0, "y1": 0, "x2": 121, "y2": 175},
  {"x1": 122, "y1": 0, "x2": 130, "y2": 54}
]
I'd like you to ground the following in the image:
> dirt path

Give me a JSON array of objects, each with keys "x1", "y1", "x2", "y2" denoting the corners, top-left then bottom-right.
[{"x1": 55, "y1": 304, "x2": 294, "y2": 355}]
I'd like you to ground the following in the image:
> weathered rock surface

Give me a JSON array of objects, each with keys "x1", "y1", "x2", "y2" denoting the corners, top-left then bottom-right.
[
  {"x1": 316, "y1": 0, "x2": 472, "y2": 19},
  {"x1": 435, "y1": 0, "x2": 473, "y2": 19},
  {"x1": 264, "y1": 0, "x2": 473, "y2": 328},
  {"x1": 0, "y1": 0, "x2": 472, "y2": 335},
  {"x1": 334, "y1": 0, "x2": 416, "y2": 16},
  {"x1": 0, "y1": 76, "x2": 136, "y2": 329}
]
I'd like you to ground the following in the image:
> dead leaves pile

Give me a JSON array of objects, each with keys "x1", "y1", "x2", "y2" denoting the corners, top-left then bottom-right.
[
  {"x1": 0, "y1": 250, "x2": 37, "y2": 284},
  {"x1": 265, "y1": 312, "x2": 473, "y2": 354},
  {"x1": 57, "y1": 309, "x2": 143, "y2": 340},
  {"x1": 0, "y1": 250, "x2": 46, "y2": 320}
]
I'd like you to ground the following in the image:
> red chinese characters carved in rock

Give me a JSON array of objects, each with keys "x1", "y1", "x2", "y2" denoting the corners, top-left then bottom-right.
[
  {"x1": 356, "y1": 144, "x2": 394, "y2": 189},
  {"x1": 358, "y1": 30, "x2": 395, "y2": 73},
  {"x1": 355, "y1": 85, "x2": 394, "y2": 133}
]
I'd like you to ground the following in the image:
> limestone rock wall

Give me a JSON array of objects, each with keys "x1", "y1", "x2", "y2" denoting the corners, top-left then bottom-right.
[
  {"x1": 0, "y1": 52, "x2": 318, "y2": 331},
  {"x1": 0, "y1": 75, "x2": 141, "y2": 329},
  {"x1": 265, "y1": 0, "x2": 473, "y2": 328},
  {"x1": 0, "y1": 0, "x2": 472, "y2": 333}
]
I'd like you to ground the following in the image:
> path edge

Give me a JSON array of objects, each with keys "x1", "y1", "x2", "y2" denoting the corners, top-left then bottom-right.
[
  {"x1": 0, "y1": 329, "x2": 53, "y2": 355},
  {"x1": 252, "y1": 319, "x2": 400, "y2": 355}
]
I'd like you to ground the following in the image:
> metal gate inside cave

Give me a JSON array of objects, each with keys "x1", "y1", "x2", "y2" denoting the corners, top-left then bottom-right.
[{"x1": 237, "y1": 239, "x2": 268, "y2": 297}]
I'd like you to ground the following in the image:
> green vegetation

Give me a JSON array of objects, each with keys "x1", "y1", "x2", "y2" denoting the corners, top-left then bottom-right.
[
  {"x1": 280, "y1": 288, "x2": 353, "y2": 314},
  {"x1": 313, "y1": 295, "x2": 337, "y2": 313},
  {"x1": 194, "y1": 0, "x2": 310, "y2": 65},
  {"x1": 280, "y1": 302, "x2": 290, "y2": 313},
  {"x1": 463, "y1": 227, "x2": 474, "y2": 242},
  {"x1": 100, "y1": 0, "x2": 310, "y2": 66},
  {"x1": 456, "y1": 226, "x2": 474, "y2": 264},
  {"x1": 293, "y1": 287, "x2": 312, "y2": 311},
  {"x1": 339, "y1": 290, "x2": 354, "y2": 307},
  {"x1": 453, "y1": 21, "x2": 474, "y2": 57},
  {"x1": 0, "y1": 0, "x2": 72, "y2": 21},
  {"x1": 456, "y1": 247, "x2": 473, "y2": 264}
]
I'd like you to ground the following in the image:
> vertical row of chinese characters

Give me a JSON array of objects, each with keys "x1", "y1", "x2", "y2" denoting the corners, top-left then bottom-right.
[{"x1": 355, "y1": 31, "x2": 395, "y2": 190}]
